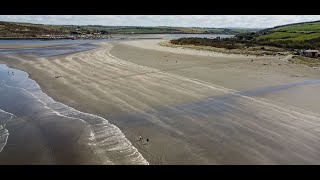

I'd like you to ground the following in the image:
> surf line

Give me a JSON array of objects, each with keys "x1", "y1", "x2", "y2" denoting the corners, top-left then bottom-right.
[
  {"x1": 0, "y1": 69, "x2": 149, "y2": 165},
  {"x1": 0, "y1": 109, "x2": 15, "y2": 153}
]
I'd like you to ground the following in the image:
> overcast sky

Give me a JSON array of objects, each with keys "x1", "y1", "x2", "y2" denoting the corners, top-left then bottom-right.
[{"x1": 0, "y1": 15, "x2": 319, "y2": 28}]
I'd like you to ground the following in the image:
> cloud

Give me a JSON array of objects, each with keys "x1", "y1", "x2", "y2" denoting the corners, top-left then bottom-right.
[{"x1": 0, "y1": 15, "x2": 319, "y2": 28}]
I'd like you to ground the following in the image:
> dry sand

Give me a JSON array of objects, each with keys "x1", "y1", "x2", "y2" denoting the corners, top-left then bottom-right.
[
  {"x1": 111, "y1": 40, "x2": 320, "y2": 111},
  {"x1": 1, "y1": 40, "x2": 320, "y2": 164}
]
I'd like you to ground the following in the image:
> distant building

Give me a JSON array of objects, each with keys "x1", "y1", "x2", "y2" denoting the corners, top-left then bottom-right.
[{"x1": 301, "y1": 50, "x2": 319, "y2": 57}]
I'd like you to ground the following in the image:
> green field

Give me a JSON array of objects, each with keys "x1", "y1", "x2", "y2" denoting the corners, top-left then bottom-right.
[
  {"x1": 254, "y1": 21, "x2": 320, "y2": 49},
  {"x1": 273, "y1": 22, "x2": 320, "y2": 32}
]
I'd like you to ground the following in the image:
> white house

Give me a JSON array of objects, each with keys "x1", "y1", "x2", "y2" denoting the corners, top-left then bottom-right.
[{"x1": 302, "y1": 50, "x2": 319, "y2": 57}]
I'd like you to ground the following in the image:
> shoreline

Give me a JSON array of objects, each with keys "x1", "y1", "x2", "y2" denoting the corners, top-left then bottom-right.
[
  {"x1": 1, "y1": 41, "x2": 320, "y2": 164},
  {"x1": 0, "y1": 33, "x2": 233, "y2": 40},
  {"x1": 0, "y1": 63, "x2": 149, "y2": 165}
]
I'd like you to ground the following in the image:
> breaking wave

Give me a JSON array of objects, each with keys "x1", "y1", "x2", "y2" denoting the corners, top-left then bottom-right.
[
  {"x1": 0, "y1": 65, "x2": 148, "y2": 164},
  {"x1": 0, "y1": 109, "x2": 13, "y2": 153}
]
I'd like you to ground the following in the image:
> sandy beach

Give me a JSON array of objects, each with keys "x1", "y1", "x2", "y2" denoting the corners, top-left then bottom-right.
[{"x1": 1, "y1": 40, "x2": 320, "y2": 164}]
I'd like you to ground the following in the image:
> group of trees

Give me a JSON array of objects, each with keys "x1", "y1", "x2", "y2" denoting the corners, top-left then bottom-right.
[{"x1": 170, "y1": 37, "x2": 241, "y2": 49}]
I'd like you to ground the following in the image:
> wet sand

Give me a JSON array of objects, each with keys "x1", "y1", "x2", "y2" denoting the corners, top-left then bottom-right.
[
  {"x1": 1, "y1": 40, "x2": 320, "y2": 164},
  {"x1": 0, "y1": 64, "x2": 148, "y2": 165},
  {"x1": 111, "y1": 40, "x2": 320, "y2": 112}
]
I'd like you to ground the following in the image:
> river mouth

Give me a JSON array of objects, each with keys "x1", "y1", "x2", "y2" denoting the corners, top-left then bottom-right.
[{"x1": 0, "y1": 63, "x2": 148, "y2": 164}]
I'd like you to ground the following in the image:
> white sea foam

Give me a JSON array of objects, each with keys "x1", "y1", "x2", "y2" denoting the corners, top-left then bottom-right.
[
  {"x1": 0, "y1": 125, "x2": 9, "y2": 152},
  {"x1": 0, "y1": 66, "x2": 149, "y2": 165},
  {"x1": 0, "y1": 109, "x2": 14, "y2": 153}
]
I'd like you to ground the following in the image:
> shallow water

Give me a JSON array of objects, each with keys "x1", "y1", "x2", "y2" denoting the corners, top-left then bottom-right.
[
  {"x1": 0, "y1": 64, "x2": 148, "y2": 164},
  {"x1": 0, "y1": 43, "x2": 100, "y2": 57},
  {"x1": 0, "y1": 34, "x2": 233, "y2": 44},
  {"x1": 0, "y1": 38, "x2": 134, "y2": 45}
]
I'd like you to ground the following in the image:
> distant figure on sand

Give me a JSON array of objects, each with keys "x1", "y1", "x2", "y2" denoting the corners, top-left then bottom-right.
[{"x1": 146, "y1": 138, "x2": 149, "y2": 142}]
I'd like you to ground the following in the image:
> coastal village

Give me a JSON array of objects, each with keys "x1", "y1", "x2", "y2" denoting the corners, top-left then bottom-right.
[{"x1": 41, "y1": 34, "x2": 112, "y2": 40}]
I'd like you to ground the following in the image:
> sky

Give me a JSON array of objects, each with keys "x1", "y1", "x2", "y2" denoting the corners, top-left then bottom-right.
[{"x1": 0, "y1": 15, "x2": 319, "y2": 28}]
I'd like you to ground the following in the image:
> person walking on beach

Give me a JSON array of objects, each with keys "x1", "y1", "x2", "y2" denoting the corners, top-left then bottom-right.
[{"x1": 146, "y1": 138, "x2": 149, "y2": 143}]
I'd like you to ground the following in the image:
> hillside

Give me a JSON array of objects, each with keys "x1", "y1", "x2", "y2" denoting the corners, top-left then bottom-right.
[
  {"x1": 0, "y1": 21, "x2": 259, "y2": 39},
  {"x1": 182, "y1": 20, "x2": 320, "y2": 50},
  {"x1": 170, "y1": 21, "x2": 320, "y2": 58},
  {"x1": 0, "y1": 21, "x2": 68, "y2": 38},
  {"x1": 243, "y1": 21, "x2": 320, "y2": 49}
]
